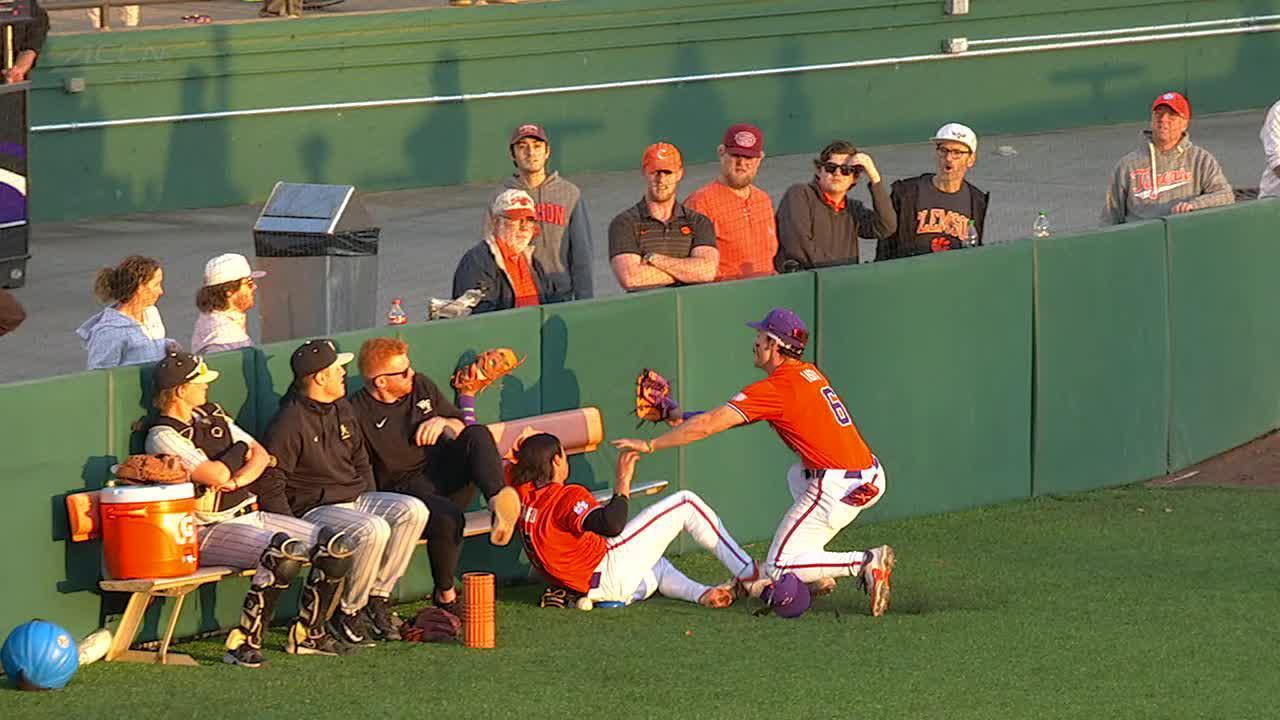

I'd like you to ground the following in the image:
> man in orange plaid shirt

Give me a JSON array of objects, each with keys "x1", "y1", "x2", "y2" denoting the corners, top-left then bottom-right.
[{"x1": 685, "y1": 123, "x2": 778, "y2": 281}]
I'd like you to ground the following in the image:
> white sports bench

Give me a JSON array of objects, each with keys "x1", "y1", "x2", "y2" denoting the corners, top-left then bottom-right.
[{"x1": 64, "y1": 407, "x2": 668, "y2": 667}]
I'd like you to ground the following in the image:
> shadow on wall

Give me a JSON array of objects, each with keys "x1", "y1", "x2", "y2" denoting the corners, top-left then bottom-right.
[
  {"x1": 538, "y1": 313, "x2": 596, "y2": 489},
  {"x1": 648, "y1": 44, "x2": 728, "y2": 167},
  {"x1": 404, "y1": 51, "x2": 469, "y2": 190},
  {"x1": 161, "y1": 26, "x2": 235, "y2": 210}
]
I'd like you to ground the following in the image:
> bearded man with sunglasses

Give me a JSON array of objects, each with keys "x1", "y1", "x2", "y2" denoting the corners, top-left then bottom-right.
[
  {"x1": 878, "y1": 123, "x2": 990, "y2": 260},
  {"x1": 774, "y1": 140, "x2": 894, "y2": 272}
]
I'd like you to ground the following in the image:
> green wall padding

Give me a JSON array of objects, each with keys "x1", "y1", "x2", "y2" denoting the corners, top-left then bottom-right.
[
  {"x1": 1167, "y1": 199, "x2": 1280, "y2": 469},
  {"x1": 675, "y1": 273, "x2": 816, "y2": 550},
  {"x1": 816, "y1": 244, "x2": 1034, "y2": 520},
  {"x1": 1033, "y1": 223, "x2": 1170, "y2": 494}
]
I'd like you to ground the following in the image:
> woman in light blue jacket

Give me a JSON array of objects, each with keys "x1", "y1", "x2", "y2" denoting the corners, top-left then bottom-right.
[{"x1": 76, "y1": 255, "x2": 176, "y2": 370}]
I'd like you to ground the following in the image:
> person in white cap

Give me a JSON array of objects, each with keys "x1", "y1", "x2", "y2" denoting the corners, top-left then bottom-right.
[
  {"x1": 191, "y1": 253, "x2": 267, "y2": 355},
  {"x1": 452, "y1": 189, "x2": 551, "y2": 314},
  {"x1": 878, "y1": 122, "x2": 990, "y2": 260},
  {"x1": 1259, "y1": 97, "x2": 1280, "y2": 200}
]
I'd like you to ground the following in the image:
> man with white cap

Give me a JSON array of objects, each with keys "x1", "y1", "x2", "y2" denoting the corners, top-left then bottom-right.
[
  {"x1": 878, "y1": 122, "x2": 990, "y2": 260},
  {"x1": 191, "y1": 253, "x2": 267, "y2": 354},
  {"x1": 453, "y1": 188, "x2": 553, "y2": 314}
]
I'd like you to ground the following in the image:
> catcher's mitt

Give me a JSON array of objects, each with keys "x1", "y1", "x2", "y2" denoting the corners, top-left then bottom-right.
[
  {"x1": 635, "y1": 368, "x2": 679, "y2": 424},
  {"x1": 452, "y1": 348, "x2": 525, "y2": 396},
  {"x1": 113, "y1": 454, "x2": 189, "y2": 485},
  {"x1": 400, "y1": 606, "x2": 462, "y2": 643}
]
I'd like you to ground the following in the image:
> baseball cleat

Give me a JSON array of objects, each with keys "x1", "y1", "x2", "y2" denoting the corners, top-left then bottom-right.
[
  {"x1": 329, "y1": 610, "x2": 377, "y2": 647},
  {"x1": 807, "y1": 578, "x2": 838, "y2": 596},
  {"x1": 698, "y1": 585, "x2": 736, "y2": 608},
  {"x1": 364, "y1": 596, "x2": 402, "y2": 641},
  {"x1": 222, "y1": 645, "x2": 265, "y2": 668},
  {"x1": 286, "y1": 624, "x2": 352, "y2": 657},
  {"x1": 489, "y1": 486, "x2": 521, "y2": 546},
  {"x1": 861, "y1": 545, "x2": 896, "y2": 617}
]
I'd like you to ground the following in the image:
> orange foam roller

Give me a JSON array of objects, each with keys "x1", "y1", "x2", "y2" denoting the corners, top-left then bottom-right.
[{"x1": 462, "y1": 572, "x2": 495, "y2": 649}]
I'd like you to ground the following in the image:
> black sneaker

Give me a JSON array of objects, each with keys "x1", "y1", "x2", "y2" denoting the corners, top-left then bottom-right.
[
  {"x1": 434, "y1": 589, "x2": 461, "y2": 617},
  {"x1": 329, "y1": 610, "x2": 377, "y2": 647},
  {"x1": 222, "y1": 644, "x2": 265, "y2": 668},
  {"x1": 364, "y1": 597, "x2": 402, "y2": 641},
  {"x1": 285, "y1": 624, "x2": 354, "y2": 657}
]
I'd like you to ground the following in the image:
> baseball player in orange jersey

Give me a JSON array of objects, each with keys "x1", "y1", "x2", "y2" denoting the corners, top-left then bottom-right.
[
  {"x1": 507, "y1": 432, "x2": 759, "y2": 608},
  {"x1": 614, "y1": 307, "x2": 895, "y2": 616}
]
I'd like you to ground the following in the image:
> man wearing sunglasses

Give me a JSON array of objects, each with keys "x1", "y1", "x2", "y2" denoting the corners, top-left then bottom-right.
[
  {"x1": 191, "y1": 253, "x2": 267, "y2": 355},
  {"x1": 878, "y1": 123, "x2": 990, "y2": 260},
  {"x1": 774, "y1": 140, "x2": 895, "y2": 271},
  {"x1": 347, "y1": 337, "x2": 521, "y2": 615}
]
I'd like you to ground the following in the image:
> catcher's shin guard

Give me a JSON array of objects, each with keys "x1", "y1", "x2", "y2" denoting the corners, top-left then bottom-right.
[
  {"x1": 226, "y1": 533, "x2": 307, "y2": 653},
  {"x1": 291, "y1": 527, "x2": 355, "y2": 643}
]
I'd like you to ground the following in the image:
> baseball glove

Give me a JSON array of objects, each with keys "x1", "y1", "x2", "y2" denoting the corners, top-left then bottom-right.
[
  {"x1": 635, "y1": 368, "x2": 679, "y2": 424},
  {"x1": 400, "y1": 606, "x2": 462, "y2": 643},
  {"x1": 113, "y1": 454, "x2": 189, "y2": 485},
  {"x1": 452, "y1": 348, "x2": 526, "y2": 396}
]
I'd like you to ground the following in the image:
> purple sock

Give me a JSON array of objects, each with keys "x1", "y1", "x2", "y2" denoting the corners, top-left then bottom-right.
[{"x1": 458, "y1": 394, "x2": 477, "y2": 426}]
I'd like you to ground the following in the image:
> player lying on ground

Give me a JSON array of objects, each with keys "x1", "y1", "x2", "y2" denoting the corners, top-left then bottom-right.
[
  {"x1": 509, "y1": 432, "x2": 759, "y2": 608},
  {"x1": 143, "y1": 351, "x2": 356, "y2": 666},
  {"x1": 614, "y1": 307, "x2": 896, "y2": 616}
]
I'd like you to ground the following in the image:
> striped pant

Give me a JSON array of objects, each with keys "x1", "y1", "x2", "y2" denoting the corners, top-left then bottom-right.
[
  {"x1": 763, "y1": 460, "x2": 887, "y2": 583},
  {"x1": 197, "y1": 511, "x2": 324, "y2": 569},
  {"x1": 303, "y1": 492, "x2": 429, "y2": 615},
  {"x1": 588, "y1": 490, "x2": 755, "y2": 605}
]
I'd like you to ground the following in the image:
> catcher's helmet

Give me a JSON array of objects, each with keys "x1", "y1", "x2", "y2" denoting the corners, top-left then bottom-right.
[
  {"x1": 1, "y1": 620, "x2": 79, "y2": 690},
  {"x1": 761, "y1": 573, "x2": 811, "y2": 619}
]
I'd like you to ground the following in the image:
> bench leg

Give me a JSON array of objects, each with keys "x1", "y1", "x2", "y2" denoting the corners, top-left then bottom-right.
[
  {"x1": 106, "y1": 592, "x2": 150, "y2": 662},
  {"x1": 105, "y1": 589, "x2": 200, "y2": 666},
  {"x1": 157, "y1": 592, "x2": 186, "y2": 665}
]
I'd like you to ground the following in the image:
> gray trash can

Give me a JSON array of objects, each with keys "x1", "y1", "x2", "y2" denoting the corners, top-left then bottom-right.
[{"x1": 253, "y1": 182, "x2": 380, "y2": 344}]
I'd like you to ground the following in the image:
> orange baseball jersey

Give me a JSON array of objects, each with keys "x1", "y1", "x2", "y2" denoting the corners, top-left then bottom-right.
[
  {"x1": 725, "y1": 361, "x2": 874, "y2": 470},
  {"x1": 513, "y1": 480, "x2": 608, "y2": 593}
]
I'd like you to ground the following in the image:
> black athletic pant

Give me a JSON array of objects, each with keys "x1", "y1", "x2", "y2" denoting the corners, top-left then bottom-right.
[{"x1": 384, "y1": 425, "x2": 507, "y2": 593}]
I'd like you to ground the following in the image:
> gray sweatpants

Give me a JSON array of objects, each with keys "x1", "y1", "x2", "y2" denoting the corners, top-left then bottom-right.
[{"x1": 303, "y1": 492, "x2": 429, "y2": 615}]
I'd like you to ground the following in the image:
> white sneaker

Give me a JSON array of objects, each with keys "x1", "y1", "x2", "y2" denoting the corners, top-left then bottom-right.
[{"x1": 861, "y1": 545, "x2": 895, "y2": 617}]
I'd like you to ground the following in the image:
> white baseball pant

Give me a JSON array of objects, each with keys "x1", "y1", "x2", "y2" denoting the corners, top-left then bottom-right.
[
  {"x1": 763, "y1": 459, "x2": 886, "y2": 583},
  {"x1": 197, "y1": 511, "x2": 324, "y2": 569},
  {"x1": 303, "y1": 491, "x2": 429, "y2": 615},
  {"x1": 587, "y1": 490, "x2": 756, "y2": 605}
]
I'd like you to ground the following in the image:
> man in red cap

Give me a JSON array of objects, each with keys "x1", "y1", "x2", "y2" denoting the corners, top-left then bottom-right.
[
  {"x1": 1101, "y1": 91, "x2": 1234, "y2": 224},
  {"x1": 608, "y1": 142, "x2": 718, "y2": 291},
  {"x1": 685, "y1": 123, "x2": 777, "y2": 281}
]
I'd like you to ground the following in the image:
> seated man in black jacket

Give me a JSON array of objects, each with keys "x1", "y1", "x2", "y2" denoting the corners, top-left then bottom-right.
[
  {"x1": 774, "y1": 140, "x2": 895, "y2": 271},
  {"x1": 257, "y1": 339, "x2": 429, "y2": 646},
  {"x1": 878, "y1": 123, "x2": 990, "y2": 260},
  {"x1": 452, "y1": 189, "x2": 557, "y2": 314},
  {"x1": 510, "y1": 434, "x2": 759, "y2": 609},
  {"x1": 347, "y1": 336, "x2": 521, "y2": 614}
]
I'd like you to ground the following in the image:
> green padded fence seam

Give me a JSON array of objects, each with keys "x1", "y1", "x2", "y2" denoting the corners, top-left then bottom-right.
[
  {"x1": 1030, "y1": 241, "x2": 1041, "y2": 497},
  {"x1": 1162, "y1": 218, "x2": 1175, "y2": 474}
]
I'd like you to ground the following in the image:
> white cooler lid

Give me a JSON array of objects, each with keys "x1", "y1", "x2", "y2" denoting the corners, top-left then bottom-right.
[{"x1": 100, "y1": 482, "x2": 195, "y2": 504}]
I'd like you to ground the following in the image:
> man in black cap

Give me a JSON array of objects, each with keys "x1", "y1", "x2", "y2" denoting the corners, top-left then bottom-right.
[
  {"x1": 257, "y1": 339, "x2": 430, "y2": 647},
  {"x1": 144, "y1": 351, "x2": 356, "y2": 666}
]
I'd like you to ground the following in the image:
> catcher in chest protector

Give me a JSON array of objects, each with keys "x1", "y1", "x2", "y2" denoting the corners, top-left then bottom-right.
[
  {"x1": 507, "y1": 430, "x2": 761, "y2": 610},
  {"x1": 347, "y1": 338, "x2": 524, "y2": 616},
  {"x1": 142, "y1": 351, "x2": 358, "y2": 667}
]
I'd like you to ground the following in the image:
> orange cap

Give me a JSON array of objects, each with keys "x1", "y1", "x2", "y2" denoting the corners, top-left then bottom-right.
[{"x1": 642, "y1": 142, "x2": 683, "y2": 173}]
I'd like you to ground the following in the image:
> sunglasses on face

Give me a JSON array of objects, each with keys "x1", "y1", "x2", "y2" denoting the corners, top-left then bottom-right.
[
  {"x1": 374, "y1": 367, "x2": 412, "y2": 381},
  {"x1": 814, "y1": 160, "x2": 862, "y2": 177}
]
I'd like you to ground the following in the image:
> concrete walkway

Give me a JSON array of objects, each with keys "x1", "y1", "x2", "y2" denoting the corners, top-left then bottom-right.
[{"x1": 1, "y1": 109, "x2": 1270, "y2": 384}]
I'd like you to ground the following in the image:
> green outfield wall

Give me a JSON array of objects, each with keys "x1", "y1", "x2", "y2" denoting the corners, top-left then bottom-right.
[
  {"x1": 2, "y1": 199, "x2": 1279, "y2": 641},
  {"x1": 30, "y1": 0, "x2": 1280, "y2": 221}
]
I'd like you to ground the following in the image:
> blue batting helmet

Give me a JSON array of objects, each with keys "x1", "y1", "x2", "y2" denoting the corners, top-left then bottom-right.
[{"x1": 1, "y1": 620, "x2": 79, "y2": 691}]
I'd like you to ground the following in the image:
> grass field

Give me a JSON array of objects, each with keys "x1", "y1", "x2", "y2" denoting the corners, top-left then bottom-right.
[{"x1": 4, "y1": 484, "x2": 1277, "y2": 719}]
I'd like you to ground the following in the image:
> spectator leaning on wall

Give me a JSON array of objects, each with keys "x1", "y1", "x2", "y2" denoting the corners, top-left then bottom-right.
[
  {"x1": 192, "y1": 253, "x2": 267, "y2": 355},
  {"x1": 76, "y1": 255, "x2": 176, "y2": 370},
  {"x1": 684, "y1": 123, "x2": 777, "y2": 282},
  {"x1": 608, "y1": 142, "x2": 718, "y2": 291},
  {"x1": 774, "y1": 140, "x2": 895, "y2": 271},
  {"x1": 3, "y1": 0, "x2": 49, "y2": 84},
  {"x1": 1101, "y1": 91, "x2": 1234, "y2": 224},
  {"x1": 878, "y1": 123, "x2": 989, "y2": 260},
  {"x1": 496, "y1": 123, "x2": 593, "y2": 302},
  {"x1": 1259, "y1": 98, "x2": 1280, "y2": 200},
  {"x1": 453, "y1": 189, "x2": 551, "y2": 314}
]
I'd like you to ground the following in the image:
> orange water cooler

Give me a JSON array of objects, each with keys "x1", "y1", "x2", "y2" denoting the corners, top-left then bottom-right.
[{"x1": 99, "y1": 483, "x2": 199, "y2": 580}]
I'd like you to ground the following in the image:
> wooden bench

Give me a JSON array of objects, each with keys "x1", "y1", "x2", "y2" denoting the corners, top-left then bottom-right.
[{"x1": 64, "y1": 407, "x2": 666, "y2": 667}]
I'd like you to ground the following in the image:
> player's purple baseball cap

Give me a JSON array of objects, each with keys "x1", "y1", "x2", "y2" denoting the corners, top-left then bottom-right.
[
  {"x1": 761, "y1": 573, "x2": 811, "y2": 618},
  {"x1": 747, "y1": 307, "x2": 809, "y2": 352}
]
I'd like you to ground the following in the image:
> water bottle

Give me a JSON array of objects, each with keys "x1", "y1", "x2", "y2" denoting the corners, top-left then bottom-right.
[
  {"x1": 1033, "y1": 211, "x2": 1051, "y2": 238},
  {"x1": 387, "y1": 298, "x2": 408, "y2": 325},
  {"x1": 965, "y1": 220, "x2": 980, "y2": 248}
]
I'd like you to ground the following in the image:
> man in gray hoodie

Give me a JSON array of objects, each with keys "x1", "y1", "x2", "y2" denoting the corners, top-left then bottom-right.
[
  {"x1": 495, "y1": 123, "x2": 593, "y2": 303},
  {"x1": 1101, "y1": 91, "x2": 1234, "y2": 225}
]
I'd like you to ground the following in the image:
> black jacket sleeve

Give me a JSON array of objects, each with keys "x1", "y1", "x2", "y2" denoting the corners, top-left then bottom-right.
[
  {"x1": 851, "y1": 180, "x2": 897, "y2": 240},
  {"x1": 454, "y1": 245, "x2": 507, "y2": 314},
  {"x1": 14, "y1": 2, "x2": 49, "y2": 59},
  {"x1": 581, "y1": 495, "x2": 629, "y2": 537},
  {"x1": 256, "y1": 407, "x2": 302, "y2": 515},
  {"x1": 0, "y1": 289, "x2": 25, "y2": 335}
]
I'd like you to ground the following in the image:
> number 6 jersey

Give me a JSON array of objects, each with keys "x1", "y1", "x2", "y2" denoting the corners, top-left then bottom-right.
[{"x1": 725, "y1": 361, "x2": 874, "y2": 471}]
